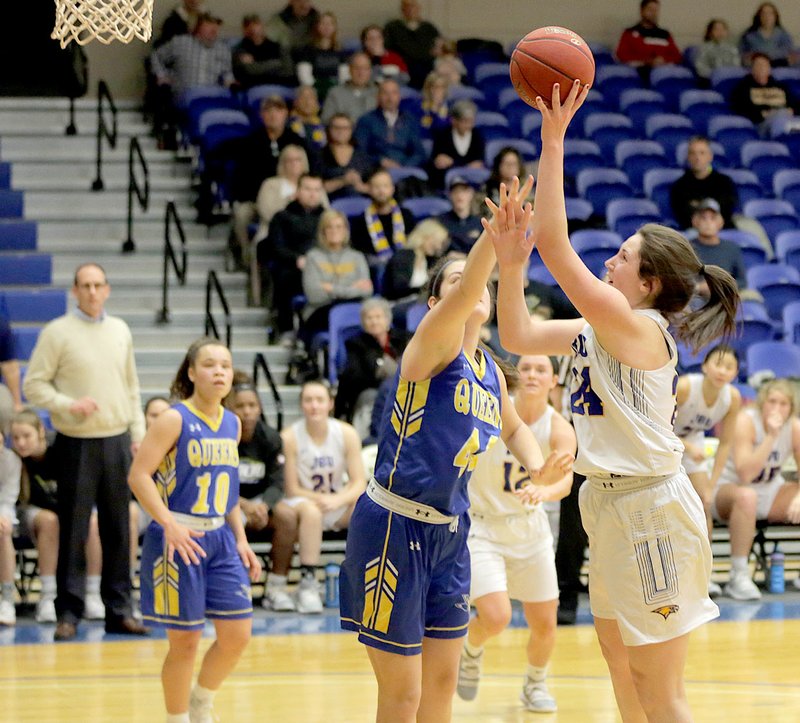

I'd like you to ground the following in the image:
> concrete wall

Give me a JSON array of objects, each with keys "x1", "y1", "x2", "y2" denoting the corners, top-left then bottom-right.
[{"x1": 84, "y1": 0, "x2": 800, "y2": 98}]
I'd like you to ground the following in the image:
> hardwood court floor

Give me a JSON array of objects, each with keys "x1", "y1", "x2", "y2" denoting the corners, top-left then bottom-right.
[{"x1": 0, "y1": 616, "x2": 799, "y2": 721}]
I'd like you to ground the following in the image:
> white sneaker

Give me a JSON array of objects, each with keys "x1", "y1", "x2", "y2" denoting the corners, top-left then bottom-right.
[
  {"x1": 725, "y1": 574, "x2": 762, "y2": 601},
  {"x1": 0, "y1": 600, "x2": 16, "y2": 626},
  {"x1": 36, "y1": 597, "x2": 57, "y2": 624},
  {"x1": 520, "y1": 678, "x2": 557, "y2": 713},
  {"x1": 188, "y1": 688, "x2": 215, "y2": 723},
  {"x1": 262, "y1": 584, "x2": 296, "y2": 612},
  {"x1": 456, "y1": 645, "x2": 483, "y2": 701},
  {"x1": 295, "y1": 573, "x2": 323, "y2": 614},
  {"x1": 84, "y1": 593, "x2": 106, "y2": 620},
  {"x1": 793, "y1": 576, "x2": 800, "y2": 591},
  {"x1": 708, "y1": 580, "x2": 723, "y2": 598}
]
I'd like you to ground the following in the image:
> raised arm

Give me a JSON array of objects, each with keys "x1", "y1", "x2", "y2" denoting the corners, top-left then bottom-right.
[
  {"x1": 708, "y1": 387, "x2": 741, "y2": 487},
  {"x1": 731, "y1": 410, "x2": 778, "y2": 485}
]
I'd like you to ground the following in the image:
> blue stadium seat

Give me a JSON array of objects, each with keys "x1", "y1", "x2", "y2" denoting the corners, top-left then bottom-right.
[
  {"x1": 614, "y1": 140, "x2": 668, "y2": 193},
  {"x1": 177, "y1": 85, "x2": 234, "y2": 110},
  {"x1": 0, "y1": 253, "x2": 51, "y2": 285},
  {"x1": 643, "y1": 113, "x2": 695, "y2": 160},
  {"x1": 675, "y1": 140, "x2": 728, "y2": 169},
  {"x1": 484, "y1": 138, "x2": 538, "y2": 166},
  {"x1": 520, "y1": 111, "x2": 542, "y2": 138},
  {"x1": 388, "y1": 166, "x2": 428, "y2": 185},
  {"x1": 710, "y1": 66, "x2": 748, "y2": 102},
  {"x1": 563, "y1": 140, "x2": 603, "y2": 191},
  {"x1": 401, "y1": 197, "x2": 451, "y2": 220},
  {"x1": 325, "y1": 302, "x2": 364, "y2": 385},
  {"x1": 718, "y1": 229, "x2": 768, "y2": 269},
  {"x1": 618, "y1": 88, "x2": 668, "y2": 128},
  {"x1": 443, "y1": 166, "x2": 490, "y2": 189},
  {"x1": 746, "y1": 341, "x2": 800, "y2": 381},
  {"x1": 565, "y1": 197, "x2": 594, "y2": 223},
  {"x1": 782, "y1": 301, "x2": 800, "y2": 344},
  {"x1": 331, "y1": 197, "x2": 370, "y2": 217},
  {"x1": 643, "y1": 167, "x2": 684, "y2": 223},
  {"x1": 406, "y1": 302, "x2": 427, "y2": 332},
  {"x1": 775, "y1": 230, "x2": 800, "y2": 271},
  {"x1": 569, "y1": 89, "x2": 611, "y2": 138},
  {"x1": 679, "y1": 89, "x2": 727, "y2": 134},
  {"x1": 721, "y1": 169, "x2": 765, "y2": 211},
  {"x1": 504, "y1": 102, "x2": 536, "y2": 136},
  {"x1": 708, "y1": 115, "x2": 760, "y2": 162},
  {"x1": 746, "y1": 263, "x2": 800, "y2": 319},
  {"x1": 1, "y1": 289, "x2": 66, "y2": 322},
  {"x1": 605, "y1": 198, "x2": 661, "y2": 238},
  {"x1": 498, "y1": 87, "x2": 523, "y2": 109},
  {"x1": 186, "y1": 94, "x2": 241, "y2": 143},
  {"x1": 474, "y1": 111, "x2": 510, "y2": 140},
  {"x1": 0, "y1": 163, "x2": 10, "y2": 190},
  {"x1": 732, "y1": 302, "x2": 776, "y2": 357},
  {"x1": 11, "y1": 327, "x2": 41, "y2": 361},
  {"x1": 676, "y1": 340, "x2": 716, "y2": 374},
  {"x1": 246, "y1": 84, "x2": 296, "y2": 112},
  {"x1": 774, "y1": 169, "x2": 800, "y2": 213},
  {"x1": 584, "y1": 112, "x2": 638, "y2": 157},
  {"x1": 528, "y1": 263, "x2": 558, "y2": 287},
  {"x1": 594, "y1": 65, "x2": 642, "y2": 108},
  {"x1": 650, "y1": 65, "x2": 697, "y2": 110},
  {"x1": 588, "y1": 43, "x2": 615, "y2": 67},
  {"x1": 576, "y1": 168, "x2": 633, "y2": 216},
  {"x1": 0, "y1": 221, "x2": 37, "y2": 251},
  {"x1": 474, "y1": 62, "x2": 509, "y2": 85},
  {"x1": 447, "y1": 86, "x2": 486, "y2": 106},
  {"x1": 740, "y1": 140, "x2": 795, "y2": 190},
  {"x1": 197, "y1": 109, "x2": 250, "y2": 137},
  {"x1": 570, "y1": 229, "x2": 623, "y2": 276},
  {"x1": 771, "y1": 67, "x2": 800, "y2": 100},
  {"x1": 0, "y1": 191, "x2": 24, "y2": 218},
  {"x1": 743, "y1": 199, "x2": 800, "y2": 248}
]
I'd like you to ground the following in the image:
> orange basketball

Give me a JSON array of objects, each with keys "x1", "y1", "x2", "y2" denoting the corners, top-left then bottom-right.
[{"x1": 510, "y1": 26, "x2": 595, "y2": 109}]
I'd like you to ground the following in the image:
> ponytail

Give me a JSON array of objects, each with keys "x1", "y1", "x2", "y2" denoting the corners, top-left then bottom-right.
[{"x1": 675, "y1": 264, "x2": 739, "y2": 352}]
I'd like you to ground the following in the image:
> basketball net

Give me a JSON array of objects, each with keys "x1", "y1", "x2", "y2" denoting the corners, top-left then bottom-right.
[{"x1": 51, "y1": 0, "x2": 154, "y2": 48}]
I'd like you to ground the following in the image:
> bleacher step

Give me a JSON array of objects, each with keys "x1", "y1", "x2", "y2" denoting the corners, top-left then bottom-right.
[
  {"x1": 24, "y1": 190, "x2": 194, "y2": 220},
  {"x1": 131, "y1": 327, "x2": 268, "y2": 347},
  {"x1": 51, "y1": 252, "x2": 225, "y2": 275}
]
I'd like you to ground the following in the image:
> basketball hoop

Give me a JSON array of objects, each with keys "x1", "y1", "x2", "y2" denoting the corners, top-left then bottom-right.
[{"x1": 52, "y1": 0, "x2": 154, "y2": 48}]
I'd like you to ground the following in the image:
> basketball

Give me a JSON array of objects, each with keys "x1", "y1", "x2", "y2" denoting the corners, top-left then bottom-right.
[{"x1": 510, "y1": 26, "x2": 595, "y2": 109}]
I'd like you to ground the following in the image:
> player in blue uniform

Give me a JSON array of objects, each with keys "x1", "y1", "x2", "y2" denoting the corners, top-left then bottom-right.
[
  {"x1": 128, "y1": 337, "x2": 262, "y2": 723},
  {"x1": 339, "y1": 178, "x2": 573, "y2": 723}
]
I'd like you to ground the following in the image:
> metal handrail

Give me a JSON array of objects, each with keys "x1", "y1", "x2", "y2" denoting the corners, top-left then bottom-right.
[
  {"x1": 252, "y1": 352, "x2": 284, "y2": 431},
  {"x1": 205, "y1": 269, "x2": 232, "y2": 348},
  {"x1": 91, "y1": 80, "x2": 117, "y2": 191},
  {"x1": 122, "y1": 136, "x2": 150, "y2": 253},
  {"x1": 156, "y1": 201, "x2": 188, "y2": 324},
  {"x1": 65, "y1": 97, "x2": 77, "y2": 136}
]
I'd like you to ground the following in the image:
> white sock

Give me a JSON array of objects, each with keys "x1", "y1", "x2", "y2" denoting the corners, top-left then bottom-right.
[
  {"x1": 268, "y1": 574, "x2": 287, "y2": 589},
  {"x1": 731, "y1": 557, "x2": 749, "y2": 577},
  {"x1": 464, "y1": 638, "x2": 483, "y2": 658},
  {"x1": 191, "y1": 685, "x2": 216, "y2": 705},
  {"x1": 527, "y1": 664, "x2": 548, "y2": 682},
  {"x1": 41, "y1": 575, "x2": 56, "y2": 598},
  {"x1": 1, "y1": 582, "x2": 15, "y2": 603},
  {"x1": 86, "y1": 575, "x2": 101, "y2": 596},
  {"x1": 165, "y1": 714, "x2": 189, "y2": 723}
]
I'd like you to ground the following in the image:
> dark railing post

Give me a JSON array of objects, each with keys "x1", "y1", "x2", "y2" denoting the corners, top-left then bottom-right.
[
  {"x1": 65, "y1": 97, "x2": 77, "y2": 136},
  {"x1": 253, "y1": 352, "x2": 284, "y2": 431},
  {"x1": 91, "y1": 80, "x2": 117, "y2": 191},
  {"x1": 157, "y1": 201, "x2": 188, "y2": 324},
  {"x1": 123, "y1": 136, "x2": 150, "y2": 254},
  {"x1": 205, "y1": 270, "x2": 232, "y2": 348}
]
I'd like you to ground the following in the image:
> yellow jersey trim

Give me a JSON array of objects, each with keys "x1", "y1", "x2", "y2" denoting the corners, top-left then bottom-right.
[{"x1": 182, "y1": 401, "x2": 225, "y2": 432}]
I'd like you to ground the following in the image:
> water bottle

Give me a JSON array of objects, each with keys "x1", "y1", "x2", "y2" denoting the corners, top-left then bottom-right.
[
  {"x1": 769, "y1": 551, "x2": 785, "y2": 594},
  {"x1": 324, "y1": 563, "x2": 340, "y2": 607}
]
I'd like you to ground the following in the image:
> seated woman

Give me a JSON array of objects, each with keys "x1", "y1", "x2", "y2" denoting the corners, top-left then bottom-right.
[
  {"x1": 300, "y1": 209, "x2": 373, "y2": 344},
  {"x1": 281, "y1": 380, "x2": 366, "y2": 613},
  {"x1": 712, "y1": 378, "x2": 800, "y2": 600},
  {"x1": 428, "y1": 99, "x2": 486, "y2": 190},
  {"x1": 287, "y1": 86, "x2": 327, "y2": 154},
  {"x1": 483, "y1": 146, "x2": 527, "y2": 212},
  {"x1": 381, "y1": 217, "x2": 449, "y2": 303},
  {"x1": 319, "y1": 113, "x2": 371, "y2": 201},
  {"x1": 333, "y1": 297, "x2": 410, "y2": 429},
  {"x1": 227, "y1": 372, "x2": 299, "y2": 612},
  {"x1": 695, "y1": 18, "x2": 742, "y2": 80},
  {"x1": 294, "y1": 11, "x2": 346, "y2": 101},
  {"x1": 739, "y1": 2, "x2": 796, "y2": 67},
  {"x1": 360, "y1": 24, "x2": 410, "y2": 85},
  {"x1": 254, "y1": 144, "x2": 313, "y2": 243},
  {"x1": 419, "y1": 71, "x2": 451, "y2": 137}
]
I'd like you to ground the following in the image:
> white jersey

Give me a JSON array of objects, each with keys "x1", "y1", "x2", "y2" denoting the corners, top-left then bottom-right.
[
  {"x1": 569, "y1": 309, "x2": 683, "y2": 478},
  {"x1": 674, "y1": 374, "x2": 732, "y2": 437},
  {"x1": 469, "y1": 405, "x2": 554, "y2": 516},
  {"x1": 718, "y1": 407, "x2": 793, "y2": 486},
  {"x1": 292, "y1": 418, "x2": 347, "y2": 493}
]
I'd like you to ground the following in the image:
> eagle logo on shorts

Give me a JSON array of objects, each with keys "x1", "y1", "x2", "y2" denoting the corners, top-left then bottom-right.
[
  {"x1": 455, "y1": 594, "x2": 470, "y2": 613},
  {"x1": 652, "y1": 604, "x2": 679, "y2": 620}
]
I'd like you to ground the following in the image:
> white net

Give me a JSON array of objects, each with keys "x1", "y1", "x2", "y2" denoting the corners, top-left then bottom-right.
[{"x1": 52, "y1": 0, "x2": 154, "y2": 48}]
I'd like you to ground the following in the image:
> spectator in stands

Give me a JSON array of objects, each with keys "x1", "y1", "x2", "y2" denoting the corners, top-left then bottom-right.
[
  {"x1": 0, "y1": 302, "x2": 22, "y2": 434},
  {"x1": 689, "y1": 199, "x2": 748, "y2": 295},
  {"x1": 739, "y1": 2, "x2": 797, "y2": 68},
  {"x1": 288, "y1": 86, "x2": 326, "y2": 153},
  {"x1": 354, "y1": 78, "x2": 427, "y2": 170},
  {"x1": 349, "y1": 168, "x2": 416, "y2": 263},
  {"x1": 230, "y1": 96, "x2": 307, "y2": 266},
  {"x1": 227, "y1": 371, "x2": 299, "y2": 612},
  {"x1": 360, "y1": 24, "x2": 410, "y2": 85},
  {"x1": 321, "y1": 52, "x2": 378, "y2": 124},
  {"x1": 0, "y1": 429, "x2": 19, "y2": 626},
  {"x1": 384, "y1": 0, "x2": 441, "y2": 88},
  {"x1": 262, "y1": 174, "x2": 327, "y2": 344},
  {"x1": 232, "y1": 14, "x2": 295, "y2": 88},
  {"x1": 484, "y1": 146, "x2": 527, "y2": 210},
  {"x1": 433, "y1": 39, "x2": 467, "y2": 88},
  {"x1": 670, "y1": 136, "x2": 738, "y2": 229},
  {"x1": 731, "y1": 53, "x2": 800, "y2": 129},
  {"x1": 712, "y1": 378, "x2": 800, "y2": 600},
  {"x1": 437, "y1": 176, "x2": 484, "y2": 254},
  {"x1": 300, "y1": 209, "x2": 373, "y2": 342},
  {"x1": 150, "y1": 13, "x2": 233, "y2": 149},
  {"x1": 428, "y1": 99, "x2": 486, "y2": 190},
  {"x1": 281, "y1": 380, "x2": 366, "y2": 613},
  {"x1": 265, "y1": 0, "x2": 320, "y2": 56},
  {"x1": 155, "y1": 0, "x2": 204, "y2": 47},
  {"x1": 695, "y1": 19, "x2": 742, "y2": 81},
  {"x1": 382, "y1": 218, "x2": 448, "y2": 303},
  {"x1": 418, "y1": 71, "x2": 451, "y2": 138},
  {"x1": 334, "y1": 298, "x2": 410, "y2": 431},
  {"x1": 295, "y1": 11, "x2": 346, "y2": 101},
  {"x1": 615, "y1": 0, "x2": 682, "y2": 81},
  {"x1": 23, "y1": 263, "x2": 147, "y2": 641},
  {"x1": 10, "y1": 408, "x2": 105, "y2": 625},
  {"x1": 319, "y1": 114, "x2": 371, "y2": 201}
]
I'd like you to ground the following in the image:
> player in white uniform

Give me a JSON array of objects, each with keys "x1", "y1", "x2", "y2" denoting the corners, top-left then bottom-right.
[
  {"x1": 489, "y1": 82, "x2": 740, "y2": 721},
  {"x1": 457, "y1": 354, "x2": 575, "y2": 712},
  {"x1": 282, "y1": 380, "x2": 366, "y2": 613},
  {"x1": 674, "y1": 345, "x2": 741, "y2": 596},
  {"x1": 712, "y1": 378, "x2": 800, "y2": 600}
]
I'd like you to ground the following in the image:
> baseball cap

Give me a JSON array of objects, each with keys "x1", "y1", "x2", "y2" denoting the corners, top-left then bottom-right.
[
  {"x1": 447, "y1": 175, "x2": 474, "y2": 191},
  {"x1": 692, "y1": 198, "x2": 721, "y2": 215}
]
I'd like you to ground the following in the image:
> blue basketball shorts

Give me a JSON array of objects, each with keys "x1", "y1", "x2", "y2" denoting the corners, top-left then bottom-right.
[
  {"x1": 140, "y1": 522, "x2": 253, "y2": 630},
  {"x1": 339, "y1": 494, "x2": 471, "y2": 656}
]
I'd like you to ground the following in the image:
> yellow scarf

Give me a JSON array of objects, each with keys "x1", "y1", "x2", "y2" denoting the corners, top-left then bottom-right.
[
  {"x1": 365, "y1": 200, "x2": 406, "y2": 258},
  {"x1": 289, "y1": 114, "x2": 326, "y2": 149}
]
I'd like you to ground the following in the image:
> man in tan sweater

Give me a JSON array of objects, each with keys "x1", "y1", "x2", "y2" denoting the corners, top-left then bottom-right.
[{"x1": 24, "y1": 263, "x2": 148, "y2": 641}]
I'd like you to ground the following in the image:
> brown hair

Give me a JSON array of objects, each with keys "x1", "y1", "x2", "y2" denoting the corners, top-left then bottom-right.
[
  {"x1": 636, "y1": 224, "x2": 739, "y2": 352},
  {"x1": 11, "y1": 408, "x2": 47, "y2": 506},
  {"x1": 169, "y1": 337, "x2": 231, "y2": 400},
  {"x1": 226, "y1": 370, "x2": 262, "y2": 412},
  {"x1": 756, "y1": 378, "x2": 796, "y2": 417}
]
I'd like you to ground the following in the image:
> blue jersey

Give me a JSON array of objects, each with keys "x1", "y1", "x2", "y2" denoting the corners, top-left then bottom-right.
[
  {"x1": 154, "y1": 402, "x2": 240, "y2": 517},
  {"x1": 373, "y1": 348, "x2": 503, "y2": 516}
]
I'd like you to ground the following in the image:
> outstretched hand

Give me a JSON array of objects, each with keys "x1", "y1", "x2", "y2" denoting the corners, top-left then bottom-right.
[
  {"x1": 482, "y1": 175, "x2": 535, "y2": 268},
  {"x1": 529, "y1": 450, "x2": 574, "y2": 487},
  {"x1": 535, "y1": 80, "x2": 591, "y2": 143}
]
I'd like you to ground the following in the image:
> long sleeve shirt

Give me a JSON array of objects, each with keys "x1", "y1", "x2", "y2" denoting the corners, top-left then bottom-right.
[
  {"x1": 354, "y1": 109, "x2": 427, "y2": 168},
  {"x1": 616, "y1": 23, "x2": 682, "y2": 66},
  {"x1": 301, "y1": 247, "x2": 371, "y2": 318},
  {"x1": 0, "y1": 448, "x2": 20, "y2": 522},
  {"x1": 150, "y1": 35, "x2": 234, "y2": 97}
]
